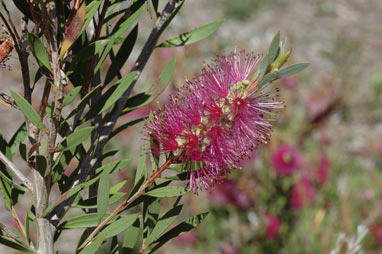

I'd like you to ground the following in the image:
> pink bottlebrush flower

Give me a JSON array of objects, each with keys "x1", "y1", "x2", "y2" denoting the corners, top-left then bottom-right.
[
  {"x1": 316, "y1": 155, "x2": 330, "y2": 185},
  {"x1": 271, "y1": 145, "x2": 301, "y2": 175},
  {"x1": 290, "y1": 177, "x2": 316, "y2": 210},
  {"x1": 264, "y1": 214, "x2": 282, "y2": 239},
  {"x1": 371, "y1": 223, "x2": 382, "y2": 244},
  {"x1": 145, "y1": 50, "x2": 284, "y2": 193},
  {"x1": 207, "y1": 179, "x2": 250, "y2": 210}
]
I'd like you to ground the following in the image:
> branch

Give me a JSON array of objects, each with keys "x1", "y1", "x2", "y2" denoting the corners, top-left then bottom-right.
[
  {"x1": 79, "y1": 157, "x2": 173, "y2": 249},
  {"x1": 0, "y1": 151, "x2": 33, "y2": 192},
  {"x1": 46, "y1": 0, "x2": 184, "y2": 226}
]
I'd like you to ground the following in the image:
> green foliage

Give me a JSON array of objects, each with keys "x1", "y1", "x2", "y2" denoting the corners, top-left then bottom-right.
[
  {"x1": 158, "y1": 20, "x2": 224, "y2": 47},
  {"x1": 10, "y1": 90, "x2": 44, "y2": 130},
  {"x1": 56, "y1": 127, "x2": 94, "y2": 152},
  {"x1": 26, "y1": 32, "x2": 52, "y2": 71},
  {"x1": 145, "y1": 186, "x2": 189, "y2": 198}
]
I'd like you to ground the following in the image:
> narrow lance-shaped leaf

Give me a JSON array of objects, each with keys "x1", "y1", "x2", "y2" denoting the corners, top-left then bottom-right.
[
  {"x1": 258, "y1": 31, "x2": 280, "y2": 79},
  {"x1": 97, "y1": 170, "x2": 110, "y2": 222},
  {"x1": 145, "y1": 186, "x2": 189, "y2": 198},
  {"x1": 66, "y1": 84, "x2": 102, "y2": 120},
  {"x1": 10, "y1": 90, "x2": 44, "y2": 130},
  {"x1": 58, "y1": 213, "x2": 118, "y2": 229},
  {"x1": 60, "y1": 2, "x2": 86, "y2": 57},
  {"x1": 94, "y1": 6, "x2": 143, "y2": 74},
  {"x1": 97, "y1": 214, "x2": 139, "y2": 239},
  {"x1": 150, "y1": 212, "x2": 209, "y2": 253},
  {"x1": 257, "y1": 62, "x2": 310, "y2": 88},
  {"x1": 26, "y1": 32, "x2": 51, "y2": 71},
  {"x1": 122, "y1": 55, "x2": 176, "y2": 114},
  {"x1": 62, "y1": 86, "x2": 82, "y2": 107},
  {"x1": 158, "y1": 19, "x2": 224, "y2": 47},
  {"x1": 122, "y1": 216, "x2": 140, "y2": 252},
  {"x1": 104, "y1": 24, "x2": 138, "y2": 85},
  {"x1": 0, "y1": 234, "x2": 33, "y2": 253},
  {"x1": 146, "y1": 205, "x2": 183, "y2": 245},
  {"x1": 56, "y1": 127, "x2": 94, "y2": 152},
  {"x1": 84, "y1": 71, "x2": 137, "y2": 121},
  {"x1": 8, "y1": 123, "x2": 27, "y2": 155}
]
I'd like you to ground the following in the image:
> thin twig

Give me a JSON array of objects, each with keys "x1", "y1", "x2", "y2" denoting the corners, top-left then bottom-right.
[
  {"x1": 0, "y1": 151, "x2": 33, "y2": 192},
  {"x1": 79, "y1": 157, "x2": 173, "y2": 250}
]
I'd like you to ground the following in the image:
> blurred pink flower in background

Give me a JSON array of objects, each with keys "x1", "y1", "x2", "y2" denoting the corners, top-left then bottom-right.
[
  {"x1": 371, "y1": 223, "x2": 382, "y2": 244},
  {"x1": 174, "y1": 230, "x2": 197, "y2": 245},
  {"x1": 207, "y1": 179, "x2": 250, "y2": 210},
  {"x1": 271, "y1": 145, "x2": 301, "y2": 175},
  {"x1": 290, "y1": 177, "x2": 316, "y2": 210},
  {"x1": 264, "y1": 214, "x2": 282, "y2": 239},
  {"x1": 316, "y1": 155, "x2": 330, "y2": 185},
  {"x1": 219, "y1": 241, "x2": 239, "y2": 254},
  {"x1": 279, "y1": 75, "x2": 298, "y2": 91}
]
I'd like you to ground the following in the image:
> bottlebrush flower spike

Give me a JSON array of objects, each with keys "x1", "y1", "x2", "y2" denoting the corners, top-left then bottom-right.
[{"x1": 145, "y1": 50, "x2": 284, "y2": 193}]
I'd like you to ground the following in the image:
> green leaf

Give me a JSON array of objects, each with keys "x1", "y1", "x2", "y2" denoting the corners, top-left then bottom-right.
[
  {"x1": 8, "y1": 123, "x2": 27, "y2": 155},
  {"x1": 66, "y1": 84, "x2": 102, "y2": 119},
  {"x1": 121, "y1": 56, "x2": 176, "y2": 114},
  {"x1": 259, "y1": 32, "x2": 280, "y2": 78},
  {"x1": 158, "y1": 19, "x2": 223, "y2": 47},
  {"x1": 84, "y1": 71, "x2": 136, "y2": 120},
  {"x1": 66, "y1": 159, "x2": 130, "y2": 200},
  {"x1": 146, "y1": 205, "x2": 183, "y2": 245},
  {"x1": 62, "y1": 86, "x2": 82, "y2": 107},
  {"x1": 0, "y1": 234, "x2": 33, "y2": 253},
  {"x1": 97, "y1": 170, "x2": 110, "y2": 222},
  {"x1": 104, "y1": 25, "x2": 138, "y2": 85},
  {"x1": 159, "y1": 55, "x2": 176, "y2": 87},
  {"x1": 56, "y1": 127, "x2": 94, "y2": 152},
  {"x1": 26, "y1": 32, "x2": 51, "y2": 71},
  {"x1": 145, "y1": 186, "x2": 189, "y2": 198},
  {"x1": 257, "y1": 62, "x2": 310, "y2": 88},
  {"x1": 35, "y1": 154, "x2": 47, "y2": 176},
  {"x1": 80, "y1": 0, "x2": 102, "y2": 35},
  {"x1": 94, "y1": 6, "x2": 143, "y2": 74},
  {"x1": 98, "y1": 214, "x2": 139, "y2": 239},
  {"x1": 165, "y1": 172, "x2": 189, "y2": 181},
  {"x1": 150, "y1": 212, "x2": 208, "y2": 253},
  {"x1": 10, "y1": 90, "x2": 44, "y2": 130},
  {"x1": 75, "y1": 192, "x2": 125, "y2": 209},
  {"x1": 76, "y1": 39, "x2": 110, "y2": 62},
  {"x1": 122, "y1": 217, "x2": 140, "y2": 252},
  {"x1": 59, "y1": 213, "x2": 118, "y2": 229},
  {"x1": 143, "y1": 195, "x2": 160, "y2": 238},
  {"x1": 275, "y1": 62, "x2": 310, "y2": 77},
  {"x1": 268, "y1": 31, "x2": 281, "y2": 63},
  {"x1": 110, "y1": 180, "x2": 127, "y2": 194},
  {"x1": 122, "y1": 93, "x2": 153, "y2": 113},
  {"x1": 134, "y1": 141, "x2": 148, "y2": 186},
  {"x1": 79, "y1": 237, "x2": 103, "y2": 254}
]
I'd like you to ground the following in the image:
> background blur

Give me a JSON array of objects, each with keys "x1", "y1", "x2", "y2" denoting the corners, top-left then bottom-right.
[{"x1": 1, "y1": 0, "x2": 382, "y2": 253}]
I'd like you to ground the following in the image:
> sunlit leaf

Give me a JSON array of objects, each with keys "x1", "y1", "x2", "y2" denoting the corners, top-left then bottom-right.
[{"x1": 158, "y1": 20, "x2": 223, "y2": 47}]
